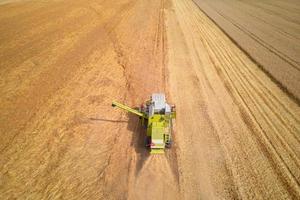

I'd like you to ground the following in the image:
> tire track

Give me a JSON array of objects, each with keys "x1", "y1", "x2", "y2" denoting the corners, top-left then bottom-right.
[
  {"x1": 167, "y1": 0, "x2": 300, "y2": 198},
  {"x1": 184, "y1": 0, "x2": 300, "y2": 190},
  {"x1": 210, "y1": 8, "x2": 300, "y2": 70},
  {"x1": 192, "y1": 0, "x2": 300, "y2": 102}
]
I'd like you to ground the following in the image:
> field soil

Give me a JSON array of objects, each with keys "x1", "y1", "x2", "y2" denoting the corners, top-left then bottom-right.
[{"x1": 0, "y1": 0, "x2": 299, "y2": 199}]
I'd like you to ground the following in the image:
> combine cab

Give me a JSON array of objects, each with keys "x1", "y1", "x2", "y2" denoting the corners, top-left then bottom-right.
[{"x1": 112, "y1": 93, "x2": 176, "y2": 154}]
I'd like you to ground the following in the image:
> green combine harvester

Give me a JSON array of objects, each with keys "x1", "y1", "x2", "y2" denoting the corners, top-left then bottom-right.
[{"x1": 112, "y1": 93, "x2": 176, "y2": 154}]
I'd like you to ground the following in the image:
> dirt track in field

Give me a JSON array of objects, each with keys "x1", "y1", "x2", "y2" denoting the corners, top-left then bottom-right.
[{"x1": 0, "y1": 0, "x2": 299, "y2": 199}]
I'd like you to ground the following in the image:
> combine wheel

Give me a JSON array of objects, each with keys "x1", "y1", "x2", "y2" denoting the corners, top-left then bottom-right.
[
  {"x1": 165, "y1": 140, "x2": 172, "y2": 148},
  {"x1": 145, "y1": 136, "x2": 151, "y2": 148}
]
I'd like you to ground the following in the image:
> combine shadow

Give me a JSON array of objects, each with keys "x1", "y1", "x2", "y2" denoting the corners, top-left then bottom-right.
[
  {"x1": 88, "y1": 112, "x2": 149, "y2": 175},
  {"x1": 126, "y1": 113, "x2": 150, "y2": 175}
]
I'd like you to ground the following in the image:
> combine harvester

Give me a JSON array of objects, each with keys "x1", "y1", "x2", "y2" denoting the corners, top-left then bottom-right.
[{"x1": 112, "y1": 93, "x2": 176, "y2": 154}]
